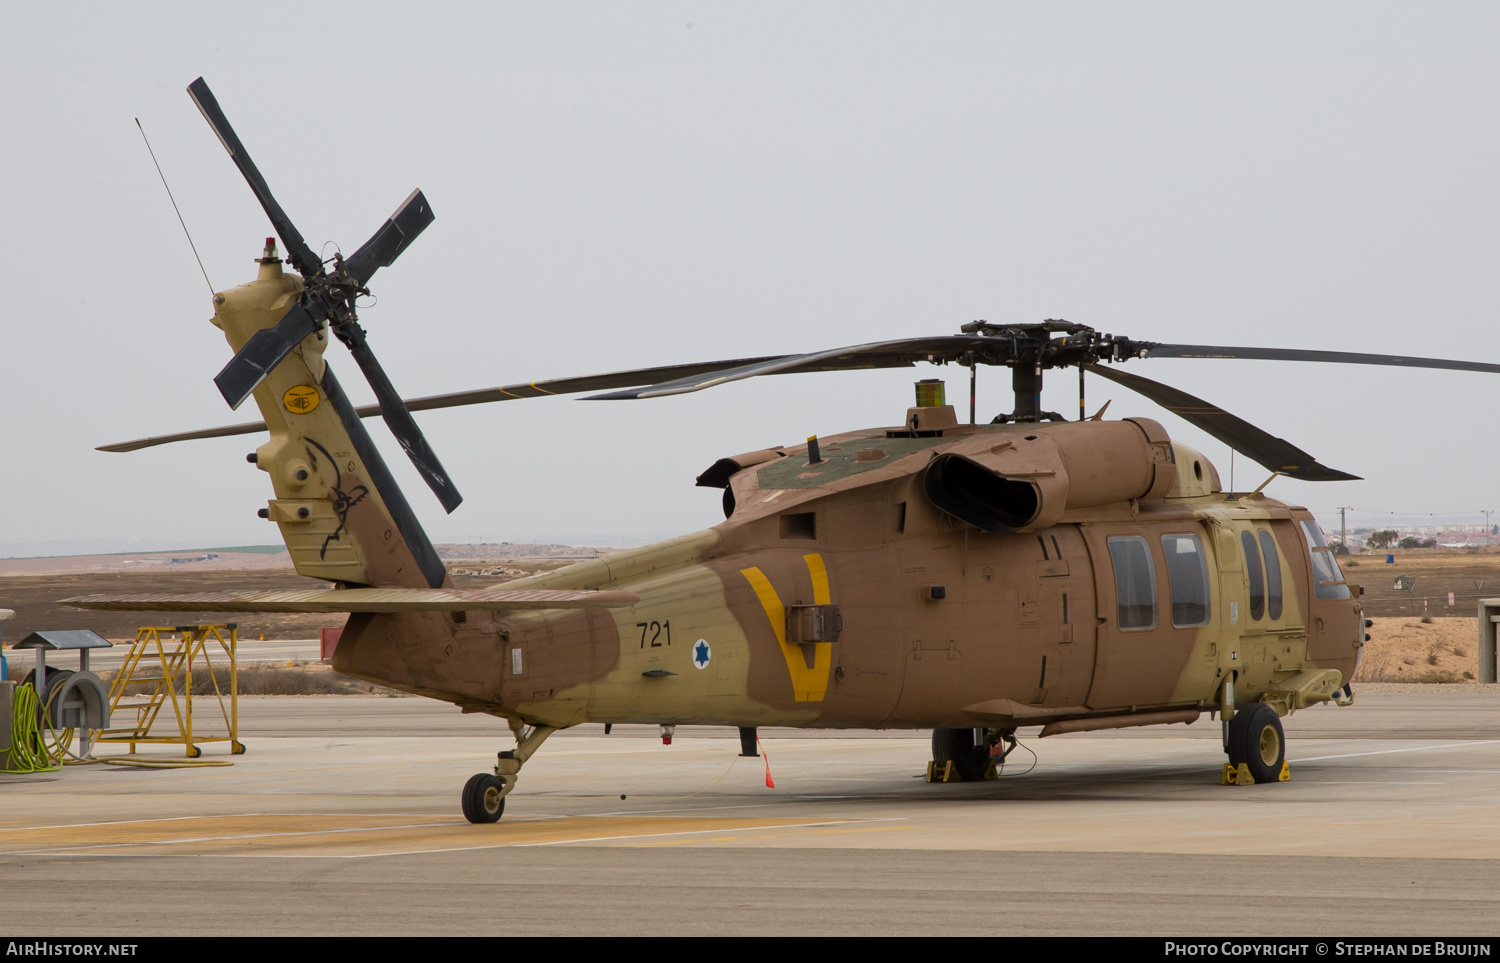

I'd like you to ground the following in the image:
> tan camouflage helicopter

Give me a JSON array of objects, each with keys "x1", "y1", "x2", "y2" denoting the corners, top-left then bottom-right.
[{"x1": 72, "y1": 78, "x2": 1500, "y2": 822}]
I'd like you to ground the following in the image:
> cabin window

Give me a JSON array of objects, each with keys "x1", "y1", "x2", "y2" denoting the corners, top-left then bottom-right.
[
  {"x1": 1107, "y1": 535, "x2": 1158, "y2": 630},
  {"x1": 1161, "y1": 533, "x2": 1211, "y2": 628},
  {"x1": 1258, "y1": 529, "x2": 1283, "y2": 620},
  {"x1": 1301, "y1": 520, "x2": 1352, "y2": 600},
  {"x1": 1241, "y1": 531, "x2": 1266, "y2": 621}
]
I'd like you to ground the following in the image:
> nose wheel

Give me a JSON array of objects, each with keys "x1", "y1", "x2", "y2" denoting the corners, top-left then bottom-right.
[{"x1": 461, "y1": 773, "x2": 506, "y2": 823}]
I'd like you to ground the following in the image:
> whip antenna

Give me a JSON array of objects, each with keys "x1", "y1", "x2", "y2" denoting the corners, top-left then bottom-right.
[{"x1": 135, "y1": 117, "x2": 214, "y2": 297}]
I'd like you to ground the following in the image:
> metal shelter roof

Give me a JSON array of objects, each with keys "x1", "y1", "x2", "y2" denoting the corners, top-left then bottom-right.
[{"x1": 12, "y1": 629, "x2": 113, "y2": 650}]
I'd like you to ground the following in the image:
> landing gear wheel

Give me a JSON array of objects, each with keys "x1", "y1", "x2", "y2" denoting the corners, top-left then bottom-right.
[
  {"x1": 461, "y1": 773, "x2": 506, "y2": 824},
  {"x1": 931, "y1": 728, "x2": 990, "y2": 782},
  {"x1": 1226, "y1": 703, "x2": 1285, "y2": 784}
]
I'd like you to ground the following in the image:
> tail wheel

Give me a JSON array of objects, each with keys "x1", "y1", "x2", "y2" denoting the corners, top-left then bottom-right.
[
  {"x1": 931, "y1": 728, "x2": 990, "y2": 782},
  {"x1": 461, "y1": 772, "x2": 506, "y2": 824},
  {"x1": 1226, "y1": 703, "x2": 1285, "y2": 784}
]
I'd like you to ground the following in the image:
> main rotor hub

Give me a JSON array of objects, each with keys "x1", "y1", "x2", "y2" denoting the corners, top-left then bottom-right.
[{"x1": 957, "y1": 319, "x2": 1151, "y2": 371}]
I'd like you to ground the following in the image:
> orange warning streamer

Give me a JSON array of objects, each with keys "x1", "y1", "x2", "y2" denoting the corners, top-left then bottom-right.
[{"x1": 757, "y1": 735, "x2": 775, "y2": 788}]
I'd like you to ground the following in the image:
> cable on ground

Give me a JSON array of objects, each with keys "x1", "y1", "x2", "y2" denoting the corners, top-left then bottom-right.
[
  {"x1": 997, "y1": 736, "x2": 1038, "y2": 776},
  {"x1": 618, "y1": 753, "x2": 744, "y2": 801}
]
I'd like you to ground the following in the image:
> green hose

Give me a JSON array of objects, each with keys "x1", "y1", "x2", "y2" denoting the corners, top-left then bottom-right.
[{"x1": 3, "y1": 683, "x2": 59, "y2": 773}]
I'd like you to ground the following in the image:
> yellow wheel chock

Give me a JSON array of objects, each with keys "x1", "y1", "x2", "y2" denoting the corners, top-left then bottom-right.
[
  {"x1": 1222, "y1": 762, "x2": 1254, "y2": 785},
  {"x1": 925, "y1": 760, "x2": 959, "y2": 783},
  {"x1": 1221, "y1": 760, "x2": 1292, "y2": 785},
  {"x1": 924, "y1": 757, "x2": 1000, "y2": 783}
]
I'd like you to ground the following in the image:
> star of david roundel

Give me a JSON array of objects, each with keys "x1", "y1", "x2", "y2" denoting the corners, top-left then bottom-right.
[{"x1": 692, "y1": 639, "x2": 711, "y2": 670}]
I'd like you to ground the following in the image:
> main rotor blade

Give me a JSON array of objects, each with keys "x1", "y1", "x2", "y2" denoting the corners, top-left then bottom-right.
[
  {"x1": 343, "y1": 190, "x2": 435, "y2": 288},
  {"x1": 1083, "y1": 364, "x2": 1360, "y2": 482},
  {"x1": 339, "y1": 324, "x2": 462, "y2": 514},
  {"x1": 187, "y1": 78, "x2": 322, "y2": 278},
  {"x1": 583, "y1": 335, "x2": 997, "y2": 399},
  {"x1": 1141, "y1": 343, "x2": 1500, "y2": 375},
  {"x1": 213, "y1": 299, "x2": 329, "y2": 409},
  {"x1": 98, "y1": 343, "x2": 988, "y2": 452}
]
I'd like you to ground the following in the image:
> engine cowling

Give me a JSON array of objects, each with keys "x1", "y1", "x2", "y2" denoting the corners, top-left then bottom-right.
[{"x1": 923, "y1": 419, "x2": 1176, "y2": 534}]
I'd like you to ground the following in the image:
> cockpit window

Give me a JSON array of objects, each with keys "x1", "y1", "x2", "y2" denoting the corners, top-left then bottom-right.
[
  {"x1": 1301, "y1": 520, "x2": 1351, "y2": 600},
  {"x1": 1241, "y1": 531, "x2": 1266, "y2": 621},
  {"x1": 1258, "y1": 530, "x2": 1283, "y2": 621}
]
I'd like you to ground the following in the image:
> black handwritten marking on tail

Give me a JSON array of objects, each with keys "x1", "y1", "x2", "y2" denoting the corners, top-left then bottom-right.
[{"x1": 320, "y1": 367, "x2": 446, "y2": 588}]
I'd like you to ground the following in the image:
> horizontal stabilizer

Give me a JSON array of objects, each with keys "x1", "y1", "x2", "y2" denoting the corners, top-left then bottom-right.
[{"x1": 61, "y1": 587, "x2": 640, "y2": 614}]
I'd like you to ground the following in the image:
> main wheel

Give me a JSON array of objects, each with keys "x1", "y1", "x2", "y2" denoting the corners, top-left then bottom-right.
[
  {"x1": 931, "y1": 728, "x2": 990, "y2": 782},
  {"x1": 461, "y1": 772, "x2": 506, "y2": 824},
  {"x1": 1226, "y1": 703, "x2": 1285, "y2": 784}
]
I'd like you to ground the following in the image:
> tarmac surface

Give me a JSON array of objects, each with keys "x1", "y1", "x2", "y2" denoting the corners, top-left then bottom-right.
[{"x1": 4, "y1": 689, "x2": 1500, "y2": 936}]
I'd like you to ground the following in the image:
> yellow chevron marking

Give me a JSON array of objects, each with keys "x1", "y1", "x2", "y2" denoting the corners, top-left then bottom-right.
[
  {"x1": 804, "y1": 553, "x2": 830, "y2": 605},
  {"x1": 530, "y1": 382, "x2": 557, "y2": 395},
  {"x1": 740, "y1": 561, "x2": 832, "y2": 703}
]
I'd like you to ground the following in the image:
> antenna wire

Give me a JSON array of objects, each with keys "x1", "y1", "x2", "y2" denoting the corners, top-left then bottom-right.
[{"x1": 135, "y1": 117, "x2": 214, "y2": 297}]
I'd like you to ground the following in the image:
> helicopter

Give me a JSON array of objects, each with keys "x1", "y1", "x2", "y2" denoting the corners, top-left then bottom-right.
[{"x1": 68, "y1": 78, "x2": 1500, "y2": 823}]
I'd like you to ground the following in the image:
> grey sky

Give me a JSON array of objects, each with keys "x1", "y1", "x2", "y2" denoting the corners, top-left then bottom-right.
[{"x1": 3, "y1": 3, "x2": 1498, "y2": 555}]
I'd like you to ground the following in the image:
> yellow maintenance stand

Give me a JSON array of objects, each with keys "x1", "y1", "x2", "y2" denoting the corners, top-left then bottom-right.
[{"x1": 96, "y1": 623, "x2": 244, "y2": 758}]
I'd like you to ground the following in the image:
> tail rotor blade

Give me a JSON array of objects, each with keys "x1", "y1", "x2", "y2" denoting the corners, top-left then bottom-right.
[
  {"x1": 187, "y1": 78, "x2": 322, "y2": 279},
  {"x1": 340, "y1": 324, "x2": 462, "y2": 513},
  {"x1": 343, "y1": 190, "x2": 435, "y2": 287},
  {"x1": 214, "y1": 300, "x2": 329, "y2": 409},
  {"x1": 1084, "y1": 364, "x2": 1360, "y2": 482}
]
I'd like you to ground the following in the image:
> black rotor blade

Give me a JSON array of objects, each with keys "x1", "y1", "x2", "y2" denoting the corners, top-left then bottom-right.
[
  {"x1": 99, "y1": 421, "x2": 269, "y2": 453},
  {"x1": 99, "y1": 340, "x2": 1006, "y2": 452},
  {"x1": 339, "y1": 324, "x2": 462, "y2": 514},
  {"x1": 1084, "y1": 364, "x2": 1360, "y2": 482},
  {"x1": 1141, "y1": 343, "x2": 1500, "y2": 375},
  {"x1": 343, "y1": 190, "x2": 435, "y2": 288},
  {"x1": 187, "y1": 78, "x2": 322, "y2": 278},
  {"x1": 99, "y1": 356, "x2": 782, "y2": 452},
  {"x1": 584, "y1": 335, "x2": 999, "y2": 399},
  {"x1": 213, "y1": 299, "x2": 329, "y2": 410}
]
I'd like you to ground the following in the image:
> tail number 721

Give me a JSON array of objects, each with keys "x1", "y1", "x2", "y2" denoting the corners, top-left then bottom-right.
[{"x1": 638, "y1": 620, "x2": 672, "y2": 648}]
